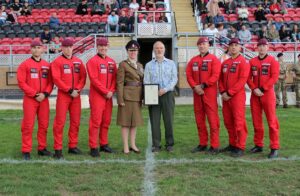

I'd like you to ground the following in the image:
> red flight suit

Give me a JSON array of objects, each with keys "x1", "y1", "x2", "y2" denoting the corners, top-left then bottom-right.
[
  {"x1": 51, "y1": 55, "x2": 87, "y2": 150},
  {"x1": 17, "y1": 57, "x2": 53, "y2": 153},
  {"x1": 86, "y1": 54, "x2": 117, "y2": 149},
  {"x1": 247, "y1": 55, "x2": 280, "y2": 150},
  {"x1": 219, "y1": 54, "x2": 250, "y2": 150},
  {"x1": 186, "y1": 52, "x2": 221, "y2": 148}
]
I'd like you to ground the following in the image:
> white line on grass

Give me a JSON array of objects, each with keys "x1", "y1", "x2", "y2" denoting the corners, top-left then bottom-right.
[
  {"x1": 0, "y1": 157, "x2": 300, "y2": 165},
  {"x1": 142, "y1": 120, "x2": 157, "y2": 196}
]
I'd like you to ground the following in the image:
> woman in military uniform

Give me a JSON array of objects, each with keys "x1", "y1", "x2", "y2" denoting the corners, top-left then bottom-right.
[{"x1": 117, "y1": 40, "x2": 144, "y2": 154}]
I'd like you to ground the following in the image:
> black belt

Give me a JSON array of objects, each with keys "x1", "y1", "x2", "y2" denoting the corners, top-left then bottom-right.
[{"x1": 125, "y1": 81, "x2": 142, "y2": 87}]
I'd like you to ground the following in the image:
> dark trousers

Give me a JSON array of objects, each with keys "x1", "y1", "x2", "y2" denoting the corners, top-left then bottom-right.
[{"x1": 148, "y1": 91, "x2": 175, "y2": 148}]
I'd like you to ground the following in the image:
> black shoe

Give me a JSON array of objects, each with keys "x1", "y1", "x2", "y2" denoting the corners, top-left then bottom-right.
[
  {"x1": 53, "y1": 150, "x2": 63, "y2": 159},
  {"x1": 276, "y1": 104, "x2": 279, "y2": 108},
  {"x1": 90, "y1": 148, "x2": 100, "y2": 157},
  {"x1": 100, "y1": 145, "x2": 114, "y2": 153},
  {"x1": 68, "y1": 147, "x2": 82, "y2": 155},
  {"x1": 207, "y1": 147, "x2": 219, "y2": 155},
  {"x1": 191, "y1": 145, "x2": 207, "y2": 153},
  {"x1": 268, "y1": 149, "x2": 279, "y2": 159},
  {"x1": 22, "y1": 152, "x2": 30, "y2": 160},
  {"x1": 129, "y1": 147, "x2": 141, "y2": 154},
  {"x1": 231, "y1": 148, "x2": 244, "y2": 157},
  {"x1": 220, "y1": 145, "x2": 236, "y2": 153},
  {"x1": 283, "y1": 104, "x2": 288, "y2": 108},
  {"x1": 166, "y1": 146, "x2": 173, "y2": 152},
  {"x1": 152, "y1": 146, "x2": 161, "y2": 153},
  {"x1": 250, "y1": 146, "x2": 263, "y2": 153},
  {"x1": 38, "y1": 148, "x2": 52, "y2": 156}
]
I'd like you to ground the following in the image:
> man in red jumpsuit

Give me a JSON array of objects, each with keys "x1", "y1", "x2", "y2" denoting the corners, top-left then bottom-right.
[
  {"x1": 247, "y1": 38, "x2": 280, "y2": 159},
  {"x1": 17, "y1": 41, "x2": 53, "y2": 160},
  {"x1": 186, "y1": 37, "x2": 221, "y2": 154},
  {"x1": 86, "y1": 38, "x2": 117, "y2": 157},
  {"x1": 219, "y1": 38, "x2": 250, "y2": 157},
  {"x1": 51, "y1": 38, "x2": 87, "y2": 159}
]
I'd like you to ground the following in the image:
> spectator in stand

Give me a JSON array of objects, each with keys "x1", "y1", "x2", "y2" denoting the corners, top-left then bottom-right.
[
  {"x1": 110, "y1": 0, "x2": 120, "y2": 12},
  {"x1": 20, "y1": 1, "x2": 31, "y2": 16},
  {"x1": 297, "y1": 0, "x2": 300, "y2": 7},
  {"x1": 158, "y1": 12, "x2": 168, "y2": 23},
  {"x1": 147, "y1": 0, "x2": 156, "y2": 9},
  {"x1": 40, "y1": 27, "x2": 51, "y2": 44},
  {"x1": 6, "y1": 7, "x2": 17, "y2": 23},
  {"x1": 262, "y1": 0, "x2": 271, "y2": 13},
  {"x1": 218, "y1": 0, "x2": 225, "y2": 8},
  {"x1": 283, "y1": 0, "x2": 293, "y2": 8},
  {"x1": 203, "y1": 22, "x2": 218, "y2": 36},
  {"x1": 213, "y1": 10, "x2": 224, "y2": 25},
  {"x1": 0, "y1": 7, "x2": 7, "y2": 25},
  {"x1": 279, "y1": 24, "x2": 291, "y2": 42},
  {"x1": 202, "y1": 11, "x2": 213, "y2": 24},
  {"x1": 259, "y1": 25, "x2": 269, "y2": 39},
  {"x1": 235, "y1": 20, "x2": 244, "y2": 31},
  {"x1": 76, "y1": 0, "x2": 88, "y2": 15},
  {"x1": 275, "y1": 18, "x2": 284, "y2": 31},
  {"x1": 237, "y1": 2, "x2": 249, "y2": 21},
  {"x1": 91, "y1": 0, "x2": 106, "y2": 16},
  {"x1": 206, "y1": 0, "x2": 220, "y2": 17},
  {"x1": 279, "y1": 0, "x2": 288, "y2": 14},
  {"x1": 224, "y1": 0, "x2": 237, "y2": 14},
  {"x1": 11, "y1": 0, "x2": 22, "y2": 16},
  {"x1": 197, "y1": 0, "x2": 208, "y2": 15},
  {"x1": 254, "y1": 4, "x2": 267, "y2": 22},
  {"x1": 270, "y1": 0, "x2": 281, "y2": 14},
  {"x1": 139, "y1": 0, "x2": 149, "y2": 11},
  {"x1": 217, "y1": 23, "x2": 228, "y2": 44},
  {"x1": 238, "y1": 25, "x2": 252, "y2": 44},
  {"x1": 140, "y1": 15, "x2": 148, "y2": 23},
  {"x1": 267, "y1": 24, "x2": 281, "y2": 42},
  {"x1": 3, "y1": 0, "x2": 12, "y2": 8},
  {"x1": 107, "y1": 10, "x2": 119, "y2": 33},
  {"x1": 49, "y1": 36, "x2": 61, "y2": 54},
  {"x1": 129, "y1": 0, "x2": 139, "y2": 11},
  {"x1": 49, "y1": 12, "x2": 60, "y2": 30},
  {"x1": 128, "y1": 9, "x2": 135, "y2": 32},
  {"x1": 119, "y1": 10, "x2": 129, "y2": 33},
  {"x1": 227, "y1": 24, "x2": 238, "y2": 39},
  {"x1": 291, "y1": 24, "x2": 300, "y2": 42}
]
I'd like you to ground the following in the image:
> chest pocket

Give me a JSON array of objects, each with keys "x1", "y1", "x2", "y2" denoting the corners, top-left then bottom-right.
[
  {"x1": 251, "y1": 66, "x2": 258, "y2": 76},
  {"x1": 230, "y1": 63, "x2": 238, "y2": 73},
  {"x1": 201, "y1": 61, "x2": 208, "y2": 71},
  {"x1": 63, "y1": 64, "x2": 71, "y2": 74},
  {"x1": 30, "y1": 68, "x2": 39, "y2": 79},
  {"x1": 41, "y1": 67, "x2": 49, "y2": 78},
  {"x1": 261, "y1": 65, "x2": 269, "y2": 75},
  {"x1": 192, "y1": 62, "x2": 199, "y2": 71},
  {"x1": 74, "y1": 63, "x2": 80, "y2": 73}
]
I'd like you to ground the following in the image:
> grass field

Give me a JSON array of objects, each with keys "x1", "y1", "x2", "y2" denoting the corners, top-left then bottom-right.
[{"x1": 0, "y1": 105, "x2": 300, "y2": 195}]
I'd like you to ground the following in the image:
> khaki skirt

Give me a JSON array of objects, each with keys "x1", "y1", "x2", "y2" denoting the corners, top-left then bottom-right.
[{"x1": 117, "y1": 101, "x2": 144, "y2": 127}]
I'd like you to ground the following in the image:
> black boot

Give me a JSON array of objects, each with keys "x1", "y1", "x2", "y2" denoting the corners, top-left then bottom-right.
[
  {"x1": 283, "y1": 104, "x2": 288, "y2": 108},
  {"x1": 100, "y1": 145, "x2": 114, "y2": 153},
  {"x1": 207, "y1": 147, "x2": 219, "y2": 155},
  {"x1": 90, "y1": 148, "x2": 100, "y2": 157},
  {"x1": 191, "y1": 145, "x2": 207, "y2": 153},
  {"x1": 53, "y1": 150, "x2": 63, "y2": 159},
  {"x1": 250, "y1": 146, "x2": 263, "y2": 153},
  {"x1": 268, "y1": 149, "x2": 279, "y2": 159},
  {"x1": 68, "y1": 147, "x2": 82, "y2": 155},
  {"x1": 22, "y1": 152, "x2": 30, "y2": 160},
  {"x1": 231, "y1": 148, "x2": 244, "y2": 157},
  {"x1": 220, "y1": 145, "x2": 236, "y2": 153},
  {"x1": 38, "y1": 148, "x2": 52, "y2": 156}
]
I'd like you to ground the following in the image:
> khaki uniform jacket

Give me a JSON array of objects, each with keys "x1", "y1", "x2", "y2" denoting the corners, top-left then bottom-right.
[
  {"x1": 291, "y1": 62, "x2": 300, "y2": 81},
  {"x1": 278, "y1": 60, "x2": 287, "y2": 80},
  {"x1": 117, "y1": 59, "x2": 144, "y2": 104}
]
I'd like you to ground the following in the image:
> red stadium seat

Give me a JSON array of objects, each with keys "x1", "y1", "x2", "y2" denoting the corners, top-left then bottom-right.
[
  {"x1": 91, "y1": 15, "x2": 101, "y2": 22},
  {"x1": 283, "y1": 14, "x2": 292, "y2": 22},
  {"x1": 22, "y1": 37, "x2": 33, "y2": 45},
  {"x1": 228, "y1": 14, "x2": 238, "y2": 22},
  {"x1": 26, "y1": 16, "x2": 35, "y2": 23},
  {"x1": 82, "y1": 15, "x2": 91, "y2": 22},
  {"x1": 274, "y1": 44, "x2": 284, "y2": 51},
  {"x1": 17, "y1": 16, "x2": 26, "y2": 23},
  {"x1": 274, "y1": 14, "x2": 283, "y2": 22},
  {"x1": 66, "y1": 8, "x2": 75, "y2": 16},
  {"x1": 0, "y1": 38, "x2": 12, "y2": 45},
  {"x1": 35, "y1": 16, "x2": 45, "y2": 23}
]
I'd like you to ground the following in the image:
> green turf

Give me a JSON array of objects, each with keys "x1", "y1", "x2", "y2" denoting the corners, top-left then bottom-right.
[{"x1": 0, "y1": 106, "x2": 299, "y2": 195}]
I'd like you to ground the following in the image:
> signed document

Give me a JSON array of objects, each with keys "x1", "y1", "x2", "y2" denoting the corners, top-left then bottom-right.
[{"x1": 144, "y1": 84, "x2": 159, "y2": 105}]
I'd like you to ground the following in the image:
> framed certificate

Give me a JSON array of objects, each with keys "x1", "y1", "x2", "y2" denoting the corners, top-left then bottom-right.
[{"x1": 144, "y1": 84, "x2": 159, "y2": 105}]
